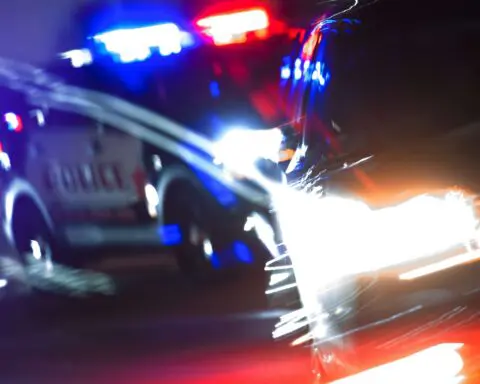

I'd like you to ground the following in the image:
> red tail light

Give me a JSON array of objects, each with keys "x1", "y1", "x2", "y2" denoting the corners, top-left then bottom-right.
[{"x1": 196, "y1": 8, "x2": 270, "y2": 46}]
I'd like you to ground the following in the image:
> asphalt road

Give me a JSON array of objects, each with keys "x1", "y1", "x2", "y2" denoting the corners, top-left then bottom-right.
[
  {"x1": 0, "y1": 257, "x2": 311, "y2": 384},
  {"x1": 2, "y1": 251, "x2": 480, "y2": 384}
]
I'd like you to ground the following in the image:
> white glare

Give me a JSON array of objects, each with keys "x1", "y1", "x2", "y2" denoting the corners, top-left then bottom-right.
[
  {"x1": 30, "y1": 240, "x2": 42, "y2": 260},
  {"x1": 203, "y1": 239, "x2": 214, "y2": 258},
  {"x1": 214, "y1": 127, "x2": 283, "y2": 174},
  {"x1": 275, "y1": 190, "x2": 477, "y2": 290},
  {"x1": 144, "y1": 183, "x2": 159, "y2": 218},
  {"x1": 60, "y1": 49, "x2": 93, "y2": 68},
  {"x1": 0, "y1": 279, "x2": 7, "y2": 288},
  {"x1": 271, "y1": 187, "x2": 479, "y2": 340},
  {"x1": 0, "y1": 152, "x2": 11, "y2": 170}
]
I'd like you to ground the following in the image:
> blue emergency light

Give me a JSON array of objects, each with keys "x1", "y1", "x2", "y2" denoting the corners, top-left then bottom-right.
[{"x1": 93, "y1": 22, "x2": 194, "y2": 63}]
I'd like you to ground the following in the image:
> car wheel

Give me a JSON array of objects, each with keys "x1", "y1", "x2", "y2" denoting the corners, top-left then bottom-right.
[
  {"x1": 177, "y1": 219, "x2": 218, "y2": 282},
  {"x1": 12, "y1": 201, "x2": 57, "y2": 292},
  {"x1": 170, "y1": 191, "x2": 228, "y2": 283}
]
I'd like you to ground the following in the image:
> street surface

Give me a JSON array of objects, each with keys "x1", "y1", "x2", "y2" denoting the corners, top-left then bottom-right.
[
  {"x1": 0, "y1": 256, "x2": 311, "y2": 384},
  {"x1": 2, "y1": 252, "x2": 480, "y2": 383}
]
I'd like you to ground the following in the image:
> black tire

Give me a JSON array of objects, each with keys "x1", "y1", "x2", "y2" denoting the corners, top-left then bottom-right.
[
  {"x1": 165, "y1": 185, "x2": 231, "y2": 283},
  {"x1": 11, "y1": 199, "x2": 57, "y2": 294}
]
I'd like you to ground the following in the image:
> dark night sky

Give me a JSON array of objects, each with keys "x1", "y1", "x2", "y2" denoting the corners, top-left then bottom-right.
[
  {"x1": 0, "y1": 0, "x2": 322, "y2": 65},
  {"x1": 0, "y1": 0, "x2": 99, "y2": 65}
]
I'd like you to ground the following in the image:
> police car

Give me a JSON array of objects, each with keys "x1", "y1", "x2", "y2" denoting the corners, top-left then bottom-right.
[{"x1": 0, "y1": 2, "x2": 291, "y2": 289}]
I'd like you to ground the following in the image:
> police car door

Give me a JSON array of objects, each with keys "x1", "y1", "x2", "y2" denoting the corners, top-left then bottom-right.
[{"x1": 24, "y1": 108, "x2": 146, "y2": 223}]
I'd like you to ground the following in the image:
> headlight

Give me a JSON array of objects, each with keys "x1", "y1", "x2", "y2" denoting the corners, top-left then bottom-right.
[
  {"x1": 275, "y1": 188, "x2": 479, "y2": 290},
  {"x1": 214, "y1": 127, "x2": 284, "y2": 175}
]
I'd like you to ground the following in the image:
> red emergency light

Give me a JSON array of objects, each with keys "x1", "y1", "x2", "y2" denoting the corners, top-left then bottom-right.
[{"x1": 196, "y1": 8, "x2": 271, "y2": 46}]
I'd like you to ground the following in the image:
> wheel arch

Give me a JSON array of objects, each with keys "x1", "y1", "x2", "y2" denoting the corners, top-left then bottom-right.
[{"x1": 2, "y1": 178, "x2": 53, "y2": 249}]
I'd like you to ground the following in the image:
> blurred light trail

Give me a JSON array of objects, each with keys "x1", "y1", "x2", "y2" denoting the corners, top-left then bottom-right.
[
  {"x1": 399, "y1": 249, "x2": 480, "y2": 280},
  {"x1": 268, "y1": 186, "x2": 479, "y2": 344},
  {"x1": 330, "y1": 343, "x2": 464, "y2": 384}
]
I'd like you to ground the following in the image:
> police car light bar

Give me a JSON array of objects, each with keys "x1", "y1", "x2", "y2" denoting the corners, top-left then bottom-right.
[
  {"x1": 196, "y1": 8, "x2": 270, "y2": 46},
  {"x1": 93, "y1": 23, "x2": 191, "y2": 63}
]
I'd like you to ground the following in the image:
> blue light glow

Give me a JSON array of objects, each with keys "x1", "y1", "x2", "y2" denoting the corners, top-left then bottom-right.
[
  {"x1": 233, "y1": 241, "x2": 254, "y2": 264},
  {"x1": 93, "y1": 23, "x2": 190, "y2": 63},
  {"x1": 210, "y1": 252, "x2": 221, "y2": 269},
  {"x1": 209, "y1": 81, "x2": 220, "y2": 98},
  {"x1": 158, "y1": 224, "x2": 182, "y2": 246}
]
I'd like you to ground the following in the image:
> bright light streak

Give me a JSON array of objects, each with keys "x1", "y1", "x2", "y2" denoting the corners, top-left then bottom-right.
[
  {"x1": 276, "y1": 307, "x2": 307, "y2": 327},
  {"x1": 269, "y1": 271, "x2": 292, "y2": 286},
  {"x1": 330, "y1": 343, "x2": 464, "y2": 384},
  {"x1": 399, "y1": 249, "x2": 480, "y2": 280},
  {"x1": 265, "y1": 282, "x2": 297, "y2": 295},
  {"x1": 272, "y1": 316, "x2": 310, "y2": 339},
  {"x1": 197, "y1": 8, "x2": 269, "y2": 46},
  {"x1": 290, "y1": 331, "x2": 313, "y2": 346}
]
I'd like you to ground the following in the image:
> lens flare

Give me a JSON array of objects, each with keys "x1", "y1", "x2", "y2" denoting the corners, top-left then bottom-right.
[{"x1": 267, "y1": 184, "x2": 478, "y2": 343}]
